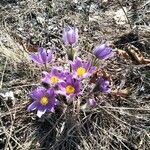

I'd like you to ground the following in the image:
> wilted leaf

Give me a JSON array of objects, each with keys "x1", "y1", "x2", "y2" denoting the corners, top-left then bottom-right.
[
  {"x1": 24, "y1": 43, "x2": 38, "y2": 52},
  {"x1": 143, "y1": 59, "x2": 150, "y2": 64},
  {"x1": 127, "y1": 44, "x2": 150, "y2": 64},
  {"x1": 116, "y1": 48, "x2": 131, "y2": 60},
  {"x1": 12, "y1": 32, "x2": 38, "y2": 52},
  {"x1": 90, "y1": 69, "x2": 112, "y2": 84}
]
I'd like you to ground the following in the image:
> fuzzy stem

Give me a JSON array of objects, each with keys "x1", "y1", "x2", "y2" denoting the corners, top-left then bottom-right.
[
  {"x1": 44, "y1": 63, "x2": 48, "y2": 71},
  {"x1": 70, "y1": 45, "x2": 74, "y2": 61}
]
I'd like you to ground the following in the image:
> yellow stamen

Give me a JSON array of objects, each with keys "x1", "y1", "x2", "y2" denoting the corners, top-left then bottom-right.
[
  {"x1": 66, "y1": 85, "x2": 75, "y2": 95},
  {"x1": 40, "y1": 96, "x2": 49, "y2": 106},
  {"x1": 50, "y1": 76, "x2": 59, "y2": 84},
  {"x1": 77, "y1": 67, "x2": 86, "y2": 77}
]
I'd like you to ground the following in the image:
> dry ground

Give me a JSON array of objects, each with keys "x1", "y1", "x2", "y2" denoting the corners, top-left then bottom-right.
[{"x1": 0, "y1": 0, "x2": 150, "y2": 150}]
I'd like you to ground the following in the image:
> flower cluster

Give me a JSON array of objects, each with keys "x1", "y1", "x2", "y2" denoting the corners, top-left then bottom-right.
[{"x1": 27, "y1": 26, "x2": 113, "y2": 117}]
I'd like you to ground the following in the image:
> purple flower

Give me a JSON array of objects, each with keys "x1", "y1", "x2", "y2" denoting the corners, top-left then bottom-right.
[
  {"x1": 27, "y1": 87, "x2": 58, "y2": 118},
  {"x1": 58, "y1": 75, "x2": 81, "y2": 98},
  {"x1": 93, "y1": 44, "x2": 113, "y2": 60},
  {"x1": 42, "y1": 68, "x2": 65, "y2": 86},
  {"x1": 31, "y1": 47, "x2": 53, "y2": 64},
  {"x1": 98, "y1": 77, "x2": 111, "y2": 93},
  {"x1": 63, "y1": 27, "x2": 78, "y2": 45},
  {"x1": 71, "y1": 58, "x2": 95, "y2": 80},
  {"x1": 87, "y1": 99, "x2": 97, "y2": 107}
]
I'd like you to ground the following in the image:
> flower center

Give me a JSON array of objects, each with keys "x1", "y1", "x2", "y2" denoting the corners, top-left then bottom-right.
[
  {"x1": 77, "y1": 67, "x2": 86, "y2": 77},
  {"x1": 66, "y1": 85, "x2": 75, "y2": 95},
  {"x1": 40, "y1": 96, "x2": 49, "y2": 106},
  {"x1": 50, "y1": 76, "x2": 59, "y2": 84}
]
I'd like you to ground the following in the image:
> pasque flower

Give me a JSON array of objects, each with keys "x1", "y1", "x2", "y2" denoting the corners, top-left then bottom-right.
[
  {"x1": 63, "y1": 27, "x2": 78, "y2": 45},
  {"x1": 31, "y1": 47, "x2": 53, "y2": 64},
  {"x1": 93, "y1": 44, "x2": 113, "y2": 60},
  {"x1": 27, "y1": 88, "x2": 58, "y2": 118},
  {"x1": 71, "y1": 58, "x2": 95, "y2": 80},
  {"x1": 42, "y1": 68, "x2": 65, "y2": 86},
  {"x1": 98, "y1": 77, "x2": 111, "y2": 93},
  {"x1": 58, "y1": 75, "x2": 81, "y2": 98}
]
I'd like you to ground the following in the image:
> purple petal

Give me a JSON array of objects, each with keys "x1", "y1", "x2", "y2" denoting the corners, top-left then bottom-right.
[
  {"x1": 55, "y1": 99, "x2": 59, "y2": 105},
  {"x1": 93, "y1": 44, "x2": 113, "y2": 60},
  {"x1": 75, "y1": 58, "x2": 82, "y2": 67},
  {"x1": 63, "y1": 27, "x2": 78, "y2": 45},
  {"x1": 98, "y1": 48, "x2": 112, "y2": 59},
  {"x1": 58, "y1": 74, "x2": 81, "y2": 97},
  {"x1": 39, "y1": 49, "x2": 47, "y2": 63},
  {"x1": 49, "y1": 107, "x2": 55, "y2": 113},
  {"x1": 99, "y1": 78, "x2": 111, "y2": 93},
  {"x1": 72, "y1": 73, "x2": 78, "y2": 79},
  {"x1": 73, "y1": 80, "x2": 81, "y2": 94},
  {"x1": 30, "y1": 88, "x2": 45, "y2": 100},
  {"x1": 38, "y1": 47, "x2": 45, "y2": 53},
  {"x1": 63, "y1": 28, "x2": 69, "y2": 45},
  {"x1": 47, "y1": 88, "x2": 55, "y2": 98},
  {"x1": 101, "y1": 50, "x2": 114, "y2": 60},
  {"x1": 31, "y1": 54, "x2": 42, "y2": 64},
  {"x1": 66, "y1": 75, "x2": 74, "y2": 84},
  {"x1": 72, "y1": 59, "x2": 95, "y2": 79},
  {"x1": 31, "y1": 47, "x2": 53, "y2": 65},
  {"x1": 84, "y1": 72, "x2": 92, "y2": 78},
  {"x1": 84, "y1": 61, "x2": 91, "y2": 71},
  {"x1": 47, "y1": 51, "x2": 52, "y2": 63},
  {"x1": 51, "y1": 68, "x2": 58, "y2": 75},
  {"x1": 93, "y1": 44, "x2": 107, "y2": 56},
  {"x1": 42, "y1": 71, "x2": 49, "y2": 77},
  {"x1": 89, "y1": 66, "x2": 96, "y2": 74},
  {"x1": 56, "y1": 90, "x2": 67, "y2": 96},
  {"x1": 67, "y1": 29, "x2": 76, "y2": 45},
  {"x1": 48, "y1": 48, "x2": 55, "y2": 53},
  {"x1": 41, "y1": 75, "x2": 51, "y2": 84},
  {"x1": 37, "y1": 109, "x2": 46, "y2": 118},
  {"x1": 58, "y1": 72, "x2": 65, "y2": 79},
  {"x1": 59, "y1": 82, "x2": 67, "y2": 88},
  {"x1": 27, "y1": 101, "x2": 38, "y2": 112},
  {"x1": 72, "y1": 58, "x2": 82, "y2": 71}
]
